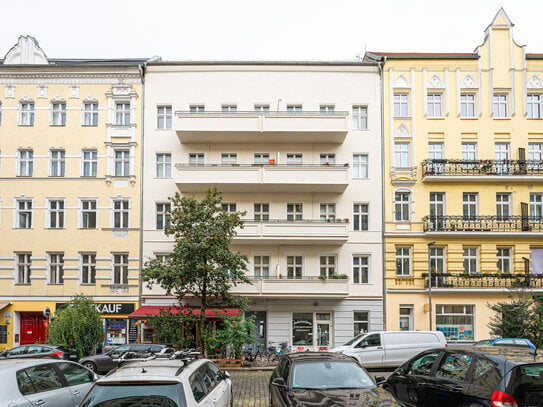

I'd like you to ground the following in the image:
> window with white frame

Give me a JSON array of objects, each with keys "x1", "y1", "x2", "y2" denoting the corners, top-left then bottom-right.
[
  {"x1": 429, "y1": 247, "x2": 445, "y2": 274},
  {"x1": 320, "y1": 105, "x2": 335, "y2": 113},
  {"x1": 495, "y1": 143, "x2": 511, "y2": 174},
  {"x1": 51, "y1": 102, "x2": 67, "y2": 126},
  {"x1": 157, "y1": 105, "x2": 172, "y2": 129},
  {"x1": 492, "y1": 93, "x2": 509, "y2": 118},
  {"x1": 319, "y1": 153, "x2": 335, "y2": 165},
  {"x1": 394, "y1": 142, "x2": 410, "y2": 168},
  {"x1": 114, "y1": 149, "x2": 130, "y2": 176},
  {"x1": 497, "y1": 247, "x2": 512, "y2": 273},
  {"x1": 113, "y1": 200, "x2": 129, "y2": 229},
  {"x1": 396, "y1": 247, "x2": 411, "y2": 276},
  {"x1": 82, "y1": 149, "x2": 98, "y2": 177},
  {"x1": 286, "y1": 105, "x2": 302, "y2": 113},
  {"x1": 436, "y1": 305, "x2": 474, "y2": 341},
  {"x1": 527, "y1": 94, "x2": 542, "y2": 119},
  {"x1": 460, "y1": 93, "x2": 476, "y2": 118},
  {"x1": 395, "y1": 192, "x2": 410, "y2": 221},
  {"x1": 394, "y1": 93, "x2": 409, "y2": 117},
  {"x1": 115, "y1": 102, "x2": 131, "y2": 125},
  {"x1": 254, "y1": 153, "x2": 270, "y2": 164},
  {"x1": 320, "y1": 203, "x2": 336, "y2": 221},
  {"x1": 429, "y1": 192, "x2": 445, "y2": 230},
  {"x1": 254, "y1": 203, "x2": 269, "y2": 221},
  {"x1": 189, "y1": 153, "x2": 205, "y2": 166},
  {"x1": 156, "y1": 203, "x2": 171, "y2": 230},
  {"x1": 320, "y1": 255, "x2": 337, "y2": 278},
  {"x1": 353, "y1": 203, "x2": 369, "y2": 231},
  {"x1": 496, "y1": 193, "x2": 511, "y2": 221},
  {"x1": 286, "y1": 255, "x2": 303, "y2": 279},
  {"x1": 352, "y1": 255, "x2": 369, "y2": 284},
  {"x1": 352, "y1": 154, "x2": 368, "y2": 178},
  {"x1": 20, "y1": 102, "x2": 35, "y2": 126},
  {"x1": 48, "y1": 199, "x2": 65, "y2": 229},
  {"x1": 353, "y1": 311, "x2": 369, "y2": 335},
  {"x1": 528, "y1": 143, "x2": 543, "y2": 170},
  {"x1": 286, "y1": 153, "x2": 302, "y2": 165},
  {"x1": 17, "y1": 149, "x2": 33, "y2": 176},
  {"x1": 287, "y1": 203, "x2": 303, "y2": 221},
  {"x1": 83, "y1": 101, "x2": 99, "y2": 126},
  {"x1": 221, "y1": 104, "x2": 237, "y2": 112},
  {"x1": 48, "y1": 253, "x2": 64, "y2": 284},
  {"x1": 81, "y1": 252, "x2": 96, "y2": 284},
  {"x1": 17, "y1": 253, "x2": 32, "y2": 284},
  {"x1": 81, "y1": 199, "x2": 97, "y2": 229},
  {"x1": 254, "y1": 255, "x2": 270, "y2": 278},
  {"x1": 49, "y1": 149, "x2": 65, "y2": 177},
  {"x1": 463, "y1": 247, "x2": 479, "y2": 275},
  {"x1": 352, "y1": 106, "x2": 368, "y2": 129},
  {"x1": 427, "y1": 93, "x2": 443, "y2": 117},
  {"x1": 189, "y1": 105, "x2": 205, "y2": 113},
  {"x1": 530, "y1": 193, "x2": 543, "y2": 221},
  {"x1": 221, "y1": 203, "x2": 237, "y2": 213},
  {"x1": 16, "y1": 199, "x2": 32, "y2": 229},
  {"x1": 156, "y1": 153, "x2": 171, "y2": 178},
  {"x1": 112, "y1": 253, "x2": 128, "y2": 285},
  {"x1": 462, "y1": 142, "x2": 478, "y2": 169},
  {"x1": 221, "y1": 153, "x2": 237, "y2": 165},
  {"x1": 463, "y1": 193, "x2": 478, "y2": 221},
  {"x1": 428, "y1": 142, "x2": 445, "y2": 174},
  {"x1": 254, "y1": 104, "x2": 270, "y2": 113}
]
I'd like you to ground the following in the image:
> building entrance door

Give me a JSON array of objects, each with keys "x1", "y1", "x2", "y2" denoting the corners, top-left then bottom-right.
[{"x1": 20, "y1": 313, "x2": 48, "y2": 344}]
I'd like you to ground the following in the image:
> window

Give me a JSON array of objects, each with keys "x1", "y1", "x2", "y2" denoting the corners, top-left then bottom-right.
[
  {"x1": 189, "y1": 105, "x2": 205, "y2": 113},
  {"x1": 286, "y1": 153, "x2": 302, "y2": 165},
  {"x1": 320, "y1": 255, "x2": 336, "y2": 278},
  {"x1": 115, "y1": 102, "x2": 131, "y2": 125},
  {"x1": 156, "y1": 153, "x2": 171, "y2": 178},
  {"x1": 429, "y1": 247, "x2": 445, "y2": 274},
  {"x1": 48, "y1": 253, "x2": 64, "y2": 284},
  {"x1": 428, "y1": 142, "x2": 445, "y2": 173},
  {"x1": 17, "y1": 253, "x2": 32, "y2": 284},
  {"x1": 49, "y1": 149, "x2": 66, "y2": 177},
  {"x1": 352, "y1": 154, "x2": 368, "y2": 178},
  {"x1": 429, "y1": 192, "x2": 445, "y2": 230},
  {"x1": 527, "y1": 94, "x2": 541, "y2": 119},
  {"x1": 492, "y1": 93, "x2": 508, "y2": 118},
  {"x1": 51, "y1": 102, "x2": 66, "y2": 126},
  {"x1": 81, "y1": 253, "x2": 96, "y2": 284},
  {"x1": 189, "y1": 153, "x2": 205, "y2": 166},
  {"x1": 254, "y1": 255, "x2": 270, "y2": 278},
  {"x1": 17, "y1": 149, "x2": 33, "y2": 176},
  {"x1": 221, "y1": 104, "x2": 237, "y2": 112},
  {"x1": 408, "y1": 352, "x2": 440, "y2": 376},
  {"x1": 528, "y1": 143, "x2": 543, "y2": 170},
  {"x1": 254, "y1": 104, "x2": 270, "y2": 113},
  {"x1": 352, "y1": 255, "x2": 369, "y2": 284},
  {"x1": 17, "y1": 364, "x2": 63, "y2": 395},
  {"x1": 156, "y1": 203, "x2": 171, "y2": 230},
  {"x1": 114, "y1": 149, "x2": 130, "y2": 177},
  {"x1": 435, "y1": 353, "x2": 473, "y2": 381},
  {"x1": 395, "y1": 143, "x2": 410, "y2": 168},
  {"x1": 352, "y1": 106, "x2": 368, "y2": 129},
  {"x1": 57, "y1": 362, "x2": 94, "y2": 386},
  {"x1": 495, "y1": 143, "x2": 511, "y2": 174},
  {"x1": 462, "y1": 142, "x2": 478, "y2": 169},
  {"x1": 221, "y1": 203, "x2": 237, "y2": 213},
  {"x1": 394, "y1": 93, "x2": 409, "y2": 117},
  {"x1": 436, "y1": 305, "x2": 474, "y2": 340},
  {"x1": 83, "y1": 102, "x2": 98, "y2": 126},
  {"x1": 353, "y1": 203, "x2": 369, "y2": 231},
  {"x1": 82, "y1": 149, "x2": 97, "y2": 177},
  {"x1": 81, "y1": 200, "x2": 97, "y2": 229},
  {"x1": 20, "y1": 102, "x2": 35, "y2": 126},
  {"x1": 112, "y1": 253, "x2": 128, "y2": 285},
  {"x1": 463, "y1": 193, "x2": 478, "y2": 221},
  {"x1": 286, "y1": 255, "x2": 303, "y2": 279},
  {"x1": 254, "y1": 203, "x2": 269, "y2": 221},
  {"x1": 353, "y1": 311, "x2": 369, "y2": 335},
  {"x1": 395, "y1": 192, "x2": 410, "y2": 221},
  {"x1": 463, "y1": 247, "x2": 479, "y2": 275},
  {"x1": 16, "y1": 199, "x2": 32, "y2": 228},
  {"x1": 427, "y1": 93, "x2": 443, "y2": 117},
  {"x1": 400, "y1": 306, "x2": 413, "y2": 331},
  {"x1": 287, "y1": 203, "x2": 303, "y2": 221},
  {"x1": 530, "y1": 193, "x2": 543, "y2": 221},
  {"x1": 319, "y1": 153, "x2": 335, "y2": 165},
  {"x1": 395, "y1": 247, "x2": 411, "y2": 276},
  {"x1": 320, "y1": 105, "x2": 335, "y2": 113},
  {"x1": 157, "y1": 105, "x2": 172, "y2": 129},
  {"x1": 286, "y1": 105, "x2": 302, "y2": 113},
  {"x1": 320, "y1": 203, "x2": 335, "y2": 221},
  {"x1": 496, "y1": 193, "x2": 511, "y2": 221},
  {"x1": 113, "y1": 200, "x2": 129, "y2": 229},
  {"x1": 497, "y1": 247, "x2": 512, "y2": 273},
  {"x1": 252, "y1": 153, "x2": 269, "y2": 164},
  {"x1": 221, "y1": 153, "x2": 237, "y2": 165},
  {"x1": 48, "y1": 199, "x2": 65, "y2": 228},
  {"x1": 460, "y1": 93, "x2": 476, "y2": 118}
]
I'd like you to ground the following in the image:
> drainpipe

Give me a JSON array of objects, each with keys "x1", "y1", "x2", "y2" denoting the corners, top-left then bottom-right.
[
  {"x1": 137, "y1": 62, "x2": 146, "y2": 311},
  {"x1": 378, "y1": 57, "x2": 387, "y2": 331}
]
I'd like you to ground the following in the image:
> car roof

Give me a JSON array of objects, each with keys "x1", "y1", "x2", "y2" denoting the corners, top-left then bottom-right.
[
  {"x1": 0, "y1": 358, "x2": 68, "y2": 371},
  {"x1": 283, "y1": 351, "x2": 360, "y2": 363},
  {"x1": 433, "y1": 346, "x2": 543, "y2": 365}
]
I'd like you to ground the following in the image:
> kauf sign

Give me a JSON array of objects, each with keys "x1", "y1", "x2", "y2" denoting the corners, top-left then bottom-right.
[{"x1": 56, "y1": 303, "x2": 135, "y2": 315}]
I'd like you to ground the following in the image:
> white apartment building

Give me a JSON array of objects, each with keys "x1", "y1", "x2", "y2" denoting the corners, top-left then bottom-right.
[{"x1": 140, "y1": 62, "x2": 383, "y2": 349}]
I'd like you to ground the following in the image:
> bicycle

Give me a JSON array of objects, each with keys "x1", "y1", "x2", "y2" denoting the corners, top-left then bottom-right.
[
  {"x1": 242, "y1": 345, "x2": 268, "y2": 367},
  {"x1": 266, "y1": 341, "x2": 290, "y2": 365}
]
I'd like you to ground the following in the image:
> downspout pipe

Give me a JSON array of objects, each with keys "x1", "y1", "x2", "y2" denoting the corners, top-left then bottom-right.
[
  {"x1": 378, "y1": 56, "x2": 387, "y2": 330},
  {"x1": 138, "y1": 62, "x2": 146, "y2": 311}
]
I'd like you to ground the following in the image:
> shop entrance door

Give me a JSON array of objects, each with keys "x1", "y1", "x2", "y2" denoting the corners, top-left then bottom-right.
[{"x1": 20, "y1": 313, "x2": 47, "y2": 344}]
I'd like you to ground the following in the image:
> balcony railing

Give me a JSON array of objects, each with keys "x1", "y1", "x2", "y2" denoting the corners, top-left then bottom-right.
[
  {"x1": 422, "y1": 273, "x2": 543, "y2": 289},
  {"x1": 422, "y1": 215, "x2": 543, "y2": 233},
  {"x1": 421, "y1": 159, "x2": 543, "y2": 177}
]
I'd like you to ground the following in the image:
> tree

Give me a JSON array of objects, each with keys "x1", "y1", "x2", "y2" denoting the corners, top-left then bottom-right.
[
  {"x1": 48, "y1": 294, "x2": 103, "y2": 357},
  {"x1": 150, "y1": 309, "x2": 197, "y2": 349},
  {"x1": 142, "y1": 188, "x2": 251, "y2": 354},
  {"x1": 206, "y1": 315, "x2": 257, "y2": 359}
]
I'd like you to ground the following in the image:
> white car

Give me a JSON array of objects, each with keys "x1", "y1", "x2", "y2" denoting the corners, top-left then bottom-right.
[{"x1": 79, "y1": 357, "x2": 232, "y2": 407}]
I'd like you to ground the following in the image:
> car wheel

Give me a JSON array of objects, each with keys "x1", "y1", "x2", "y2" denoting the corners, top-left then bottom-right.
[{"x1": 82, "y1": 361, "x2": 97, "y2": 372}]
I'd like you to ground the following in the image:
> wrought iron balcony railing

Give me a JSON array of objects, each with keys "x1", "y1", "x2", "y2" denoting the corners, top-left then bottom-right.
[
  {"x1": 422, "y1": 215, "x2": 543, "y2": 232},
  {"x1": 422, "y1": 273, "x2": 543, "y2": 289},
  {"x1": 421, "y1": 159, "x2": 543, "y2": 176}
]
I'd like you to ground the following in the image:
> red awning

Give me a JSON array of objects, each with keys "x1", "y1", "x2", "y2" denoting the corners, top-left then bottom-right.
[{"x1": 128, "y1": 306, "x2": 241, "y2": 320}]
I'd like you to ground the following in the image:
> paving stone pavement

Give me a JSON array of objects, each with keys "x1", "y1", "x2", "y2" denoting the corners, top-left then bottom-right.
[{"x1": 231, "y1": 369, "x2": 271, "y2": 407}]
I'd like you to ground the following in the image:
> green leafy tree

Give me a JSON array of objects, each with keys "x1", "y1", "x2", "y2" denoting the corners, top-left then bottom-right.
[
  {"x1": 205, "y1": 315, "x2": 257, "y2": 359},
  {"x1": 142, "y1": 188, "x2": 251, "y2": 354},
  {"x1": 48, "y1": 294, "x2": 103, "y2": 357},
  {"x1": 150, "y1": 309, "x2": 197, "y2": 349}
]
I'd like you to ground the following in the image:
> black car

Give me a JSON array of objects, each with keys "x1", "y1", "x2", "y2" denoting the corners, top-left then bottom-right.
[
  {"x1": 79, "y1": 343, "x2": 167, "y2": 373},
  {"x1": 0, "y1": 344, "x2": 79, "y2": 361},
  {"x1": 383, "y1": 346, "x2": 543, "y2": 407},
  {"x1": 269, "y1": 351, "x2": 402, "y2": 407}
]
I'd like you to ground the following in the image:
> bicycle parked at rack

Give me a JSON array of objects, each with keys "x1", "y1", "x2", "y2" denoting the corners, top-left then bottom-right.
[
  {"x1": 266, "y1": 340, "x2": 290, "y2": 365},
  {"x1": 242, "y1": 344, "x2": 268, "y2": 367}
]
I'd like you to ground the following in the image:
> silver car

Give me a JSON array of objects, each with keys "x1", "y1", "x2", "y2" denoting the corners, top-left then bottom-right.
[{"x1": 0, "y1": 358, "x2": 98, "y2": 406}]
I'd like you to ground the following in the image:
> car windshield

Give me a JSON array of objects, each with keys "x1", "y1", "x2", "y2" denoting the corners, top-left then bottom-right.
[
  {"x1": 474, "y1": 340, "x2": 494, "y2": 346},
  {"x1": 80, "y1": 384, "x2": 184, "y2": 407},
  {"x1": 291, "y1": 360, "x2": 374, "y2": 390},
  {"x1": 343, "y1": 333, "x2": 366, "y2": 346},
  {"x1": 509, "y1": 363, "x2": 543, "y2": 405}
]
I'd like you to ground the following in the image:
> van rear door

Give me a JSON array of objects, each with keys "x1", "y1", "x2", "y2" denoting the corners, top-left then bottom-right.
[{"x1": 352, "y1": 333, "x2": 384, "y2": 368}]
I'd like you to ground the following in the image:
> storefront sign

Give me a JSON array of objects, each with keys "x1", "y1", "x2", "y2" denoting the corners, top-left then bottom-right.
[{"x1": 56, "y1": 303, "x2": 135, "y2": 315}]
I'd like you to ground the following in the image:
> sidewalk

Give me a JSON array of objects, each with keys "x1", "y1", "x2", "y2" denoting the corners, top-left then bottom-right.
[{"x1": 231, "y1": 369, "x2": 271, "y2": 407}]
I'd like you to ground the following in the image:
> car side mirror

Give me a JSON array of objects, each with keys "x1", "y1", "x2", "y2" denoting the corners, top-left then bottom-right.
[
  {"x1": 272, "y1": 377, "x2": 287, "y2": 388},
  {"x1": 357, "y1": 343, "x2": 368, "y2": 349},
  {"x1": 374, "y1": 376, "x2": 386, "y2": 385},
  {"x1": 223, "y1": 371, "x2": 230, "y2": 380}
]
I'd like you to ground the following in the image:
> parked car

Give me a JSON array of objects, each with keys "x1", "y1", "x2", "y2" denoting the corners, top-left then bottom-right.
[
  {"x1": 474, "y1": 337, "x2": 537, "y2": 350},
  {"x1": 79, "y1": 357, "x2": 232, "y2": 407},
  {"x1": 0, "y1": 344, "x2": 79, "y2": 361},
  {"x1": 79, "y1": 343, "x2": 167, "y2": 373},
  {"x1": 382, "y1": 346, "x2": 543, "y2": 407},
  {"x1": 330, "y1": 330, "x2": 447, "y2": 368},
  {"x1": 269, "y1": 351, "x2": 402, "y2": 406},
  {"x1": 0, "y1": 358, "x2": 98, "y2": 406}
]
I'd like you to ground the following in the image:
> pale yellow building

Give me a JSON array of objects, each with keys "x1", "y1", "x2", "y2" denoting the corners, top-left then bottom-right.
[
  {"x1": 0, "y1": 36, "x2": 145, "y2": 349},
  {"x1": 366, "y1": 9, "x2": 543, "y2": 341}
]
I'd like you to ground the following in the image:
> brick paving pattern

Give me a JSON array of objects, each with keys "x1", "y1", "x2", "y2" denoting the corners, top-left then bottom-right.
[{"x1": 231, "y1": 369, "x2": 271, "y2": 407}]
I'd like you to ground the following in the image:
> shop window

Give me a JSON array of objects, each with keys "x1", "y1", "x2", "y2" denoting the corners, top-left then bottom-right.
[
  {"x1": 436, "y1": 304, "x2": 474, "y2": 341},
  {"x1": 292, "y1": 312, "x2": 331, "y2": 349}
]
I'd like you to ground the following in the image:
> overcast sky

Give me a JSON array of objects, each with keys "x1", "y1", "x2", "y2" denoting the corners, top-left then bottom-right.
[{"x1": 1, "y1": 0, "x2": 542, "y2": 61}]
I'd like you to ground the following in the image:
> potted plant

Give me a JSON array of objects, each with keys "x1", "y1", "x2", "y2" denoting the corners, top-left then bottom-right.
[{"x1": 319, "y1": 274, "x2": 327, "y2": 281}]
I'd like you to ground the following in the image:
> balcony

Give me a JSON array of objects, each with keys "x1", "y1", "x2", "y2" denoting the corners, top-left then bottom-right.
[
  {"x1": 234, "y1": 219, "x2": 349, "y2": 245},
  {"x1": 230, "y1": 275, "x2": 350, "y2": 298},
  {"x1": 423, "y1": 273, "x2": 543, "y2": 290},
  {"x1": 174, "y1": 164, "x2": 349, "y2": 193},
  {"x1": 175, "y1": 111, "x2": 349, "y2": 144},
  {"x1": 422, "y1": 215, "x2": 543, "y2": 234},
  {"x1": 421, "y1": 159, "x2": 543, "y2": 182}
]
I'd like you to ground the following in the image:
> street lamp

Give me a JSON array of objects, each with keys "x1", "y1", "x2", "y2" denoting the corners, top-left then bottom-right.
[{"x1": 427, "y1": 241, "x2": 436, "y2": 331}]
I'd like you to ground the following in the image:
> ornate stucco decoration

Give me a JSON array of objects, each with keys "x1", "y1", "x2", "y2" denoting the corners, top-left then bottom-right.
[
  {"x1": 5, "y1": 85, "x2": 15, "y2": 98},
  {"x1": 461, "y1": 75, "x2": 478, "y2": 89},
  {"x1": 427, "y1": 75, "x2": 444, "y2": 89},
  {"x1": 69, "y1": 85, "x2": 80, "y2": 98},
  {"x1": 527, "y1": 75, "x2": 542, "y2": 89},
  {"x1": 394, "y1": 124, "x2": 411, "y2": 139},
  {"x1": 393, "y1": 75, "x2": 410, "y2": 89},
  {"x1": 3, "y1": 35, "x2": 49, "y2": 65},
  {"x1": 37, "y1": 84, "x2": 48, "y2": 98}
]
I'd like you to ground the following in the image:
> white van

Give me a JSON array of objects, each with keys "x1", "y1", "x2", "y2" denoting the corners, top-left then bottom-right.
[{"x1": 330, "y1": 331, "x2": 446, "y2": 368}]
